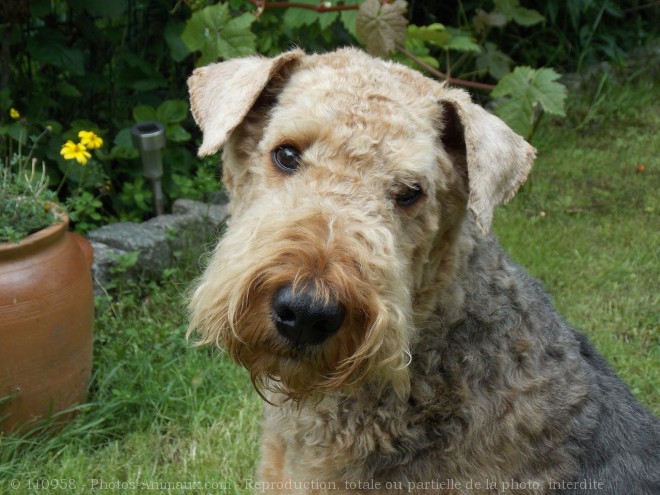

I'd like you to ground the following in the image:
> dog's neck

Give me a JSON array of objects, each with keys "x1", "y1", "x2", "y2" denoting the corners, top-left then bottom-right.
[{"x1": 413, "y1": 215, "x2": 482, "y2": 329}]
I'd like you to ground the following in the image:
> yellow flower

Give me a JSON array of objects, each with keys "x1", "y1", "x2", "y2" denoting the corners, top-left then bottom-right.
[
  {"x1": 78, "y1": 130, "x2": 103, "y2": 150},
  {"x1": 60, "y1": 140, "x2": 91, "y2": 165},
  {"x1": 9, "y1": 108, "x2": 20, "y2": 119}
]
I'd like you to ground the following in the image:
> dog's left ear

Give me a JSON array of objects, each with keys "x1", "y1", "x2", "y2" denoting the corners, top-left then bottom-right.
[
  {"x1": 188, "y1": 49, "x2": 305, "y2": 157},
  {"x1": 439, "y1": 89, "x2": 536, "y2": 233}
]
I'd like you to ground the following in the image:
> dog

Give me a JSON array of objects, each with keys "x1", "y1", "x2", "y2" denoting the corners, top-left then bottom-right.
[{"x1": 187, "y1": 47, "x2": 660, "y2": 494}]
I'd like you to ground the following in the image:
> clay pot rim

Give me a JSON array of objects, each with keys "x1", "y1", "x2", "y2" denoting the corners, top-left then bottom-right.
[{"x1": 0, "y1": 204, "x2": 69, "y2": 257}]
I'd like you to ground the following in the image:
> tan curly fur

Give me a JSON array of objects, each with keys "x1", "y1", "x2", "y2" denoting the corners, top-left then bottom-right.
[{"x1": 187, "y1": 48, "x2": 660, "y2": 494}]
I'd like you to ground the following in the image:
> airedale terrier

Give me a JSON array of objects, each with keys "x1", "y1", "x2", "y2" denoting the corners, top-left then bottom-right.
[{"x1": 187, "y1": 48, "x2": 660, "y2": 494}]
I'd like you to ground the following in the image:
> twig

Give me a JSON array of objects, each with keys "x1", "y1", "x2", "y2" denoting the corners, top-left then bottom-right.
[
  {"x1": 245, "y1": 1, "x2": 496, "y2": 92},
  {"x1": 397, "y1": 46, "x2": 496, "y2": 91},
  {"x1": 247, "y1": 0, "x2": 360, "y2": 12}
]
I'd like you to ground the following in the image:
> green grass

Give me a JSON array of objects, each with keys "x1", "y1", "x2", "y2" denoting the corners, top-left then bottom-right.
[
  {"x1": 0, "y1": 267, "x2": 263, "y2": 494},
  {"x1": 495, "y1": 77, "x2": 659, "y2": 411},
  {"x1": 0, "y1": 78, "x2": 658, "y2": 494}
]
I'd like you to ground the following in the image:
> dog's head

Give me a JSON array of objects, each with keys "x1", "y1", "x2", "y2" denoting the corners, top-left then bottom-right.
[{"x1": 187, "y1": 48, "x2": 535, "y2": 401}]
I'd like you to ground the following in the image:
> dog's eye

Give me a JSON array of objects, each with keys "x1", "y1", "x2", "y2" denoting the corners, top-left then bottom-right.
[
  {"x1": 395, "y1": 184, "x2": 423, "y2": 207},
  {"x1": 272, "y1": 146, "x2": 301, "y2": 173}
]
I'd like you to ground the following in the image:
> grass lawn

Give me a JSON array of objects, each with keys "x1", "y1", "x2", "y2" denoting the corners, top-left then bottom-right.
[{"x1": 0, "y1": 77, "x2": 657, "y2": 494}]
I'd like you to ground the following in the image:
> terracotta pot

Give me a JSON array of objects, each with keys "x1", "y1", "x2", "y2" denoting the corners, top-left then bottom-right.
[{"x1": 0, "y1": 210, "x2": 94, "y2": 433}]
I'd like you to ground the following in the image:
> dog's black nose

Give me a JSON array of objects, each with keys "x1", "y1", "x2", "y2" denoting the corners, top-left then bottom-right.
[{"x1": 271, "y1": 285, "x2": 345, "y2": 346}]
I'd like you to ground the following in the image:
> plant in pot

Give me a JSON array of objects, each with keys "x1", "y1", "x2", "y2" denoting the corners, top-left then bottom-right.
[{"x1": 0, "y1": 116, "x2": 96, "y2": 433}]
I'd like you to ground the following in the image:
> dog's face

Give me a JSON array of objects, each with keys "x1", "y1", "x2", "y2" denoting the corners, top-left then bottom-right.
[{"x1": 187, "y1": 48, "x2": 535, "y2": 400}]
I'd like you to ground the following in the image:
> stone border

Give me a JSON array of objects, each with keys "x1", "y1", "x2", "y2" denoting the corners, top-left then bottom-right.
[{"x1": 87, "y1": 198, "x2": 229, "y2": 295}]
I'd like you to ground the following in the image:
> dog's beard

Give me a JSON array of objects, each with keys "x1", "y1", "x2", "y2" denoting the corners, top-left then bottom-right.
[{"x1": 188, "y1": 203, "x2": 414, "y2": 401}]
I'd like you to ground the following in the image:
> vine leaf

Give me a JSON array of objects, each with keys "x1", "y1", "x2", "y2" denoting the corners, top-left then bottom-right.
[
  {"x1": 445, "y1": 27, "x2": 481, "y2": 53},
  {"x1": 318, "y1": 10, "x2": 339, "y2": 30},
  {"x1": 473, "y1": 9, "x2": 507, "y2": 35},
  {"x1": 492, "y1": 66, "x2": 566, "y2": 138},
  {"x1": 283, "y1": 0, "x2": 319, "y2": 29},
  {"x1": 340, "y1": 0, "x2": 362, "y2": 37},
  {"x1": 356, "y1": 0, "x2": 408, "y2": 57},
  {"x1": 476, "y1": 42, "x2": 513, "y2": 79},
  {"x1": 181, "y1": 3, "x2": 256, "y2": 66},
  {"x1": 494, "y1": 0, "x2": 545, "y2": 27},
  {"x1": 407, "y1": 24, "x2": 450, "y2": 47}
]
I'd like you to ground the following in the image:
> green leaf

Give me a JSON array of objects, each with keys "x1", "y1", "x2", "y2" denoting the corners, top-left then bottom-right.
[
  {"x1": 399, "y1": 37, "x2": 439, "y2": 69},
  {"x1": 109, "y1": 145, "x2": 139, "y2": 160},
  {"x1": 114, "y1": 127, "x2": 135, "y2": 148},
  {"x1": 115, "y1": 52, "x2": 167, "y2": 91},
  {"x1": 283, "y1": 0, "x2": 319, "y2": 29},
  {"x1": 356, "y1": 0, "x2": 408, "y2": 57},
  {"x1": 340, "y1": 0, "x2": 361, "y2": 37},
  {"x1": 55, "y1": 81, "x2": 82, "y2": 98},
  {"x1": 214, "y1": 12, "x2": 257, "y2": 60},
  {"x1": 157, "y1": 100, "x2": 188, "y2": 124},
  {"x1": 0, "y1": 88, "x2": 11, "y2": 111},
  {"x1": 181, "y1": 3, "x2": 256, "y2": 65},
  {"x1": 475, "y1": 42, "x2": 513, "y2": 79},
  {"x1": 318, "y1": 11, "x2": 339, "y2": 30},
  {"x1": 7, "y1": 122, "x2": 28, "y2": 146},
  {"x1": 164, "y1": 21, "x2": 191, "y2": 63},
  {"x1": 165, "y1": 123, "x2": 192, "y2": 143},
  {"x1": 133, "y1": 105, "x2": 157, "y2": 123},
  {"x1": 473, "y1": 8, "x2": 508, "y2": 34},
  {"x1": 445, "y1": 27, "x2": 481, "y2": 53},
  {"x1": 509, "y1": 7, "x2": 545, "y2": 26},
  {"x1": 495, "y1": 0, "x2": 544, "y2": 27},
  {"x1": 27, "y1": 29, "x2": 85, "y2": 76},
  {"x1": 407, "y1": 24, "x2": 450, "y2": 47},
  {"x1": 492, "y1": 66, "x2": 567, "y2": 137}
]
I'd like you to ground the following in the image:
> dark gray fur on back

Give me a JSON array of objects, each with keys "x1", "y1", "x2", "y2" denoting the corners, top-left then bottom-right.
[
  {"x1": 269, "y1": 225, "x2": 660, "y2": 494},
  {"x1": 403, "y1": 229, "x2": 660, "y2": 493}
]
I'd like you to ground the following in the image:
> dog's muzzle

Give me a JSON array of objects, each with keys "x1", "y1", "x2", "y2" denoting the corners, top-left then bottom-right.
[{"x1": 271, "y1": 285, "x2": 345, "y2": 347}]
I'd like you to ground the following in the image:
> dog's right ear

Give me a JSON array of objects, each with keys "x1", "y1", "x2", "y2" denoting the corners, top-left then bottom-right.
[{"x1": 188, "y1": 49, "x2": 305, "y2": 157}]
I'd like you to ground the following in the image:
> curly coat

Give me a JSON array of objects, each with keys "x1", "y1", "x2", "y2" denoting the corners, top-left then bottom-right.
[{"x1": 187, "y1": 48, "x2": 660, "y2": 494}]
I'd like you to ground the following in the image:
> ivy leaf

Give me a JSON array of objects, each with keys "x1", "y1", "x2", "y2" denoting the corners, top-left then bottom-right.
[
  {"x1": 495, "y1": 0, "x2": 544, "y2": 27},
  {"x1": 356, "y1": 0, "x2": 408, "y2": 57},
  {"x1": 475, "y1": 42, "x2": 513, "y2": 79},
  {"x1": 492, "y1": 66, "x2": 566, "y2": 137},
  {"x1": 181, "y1": 3, "x2": 256, "y2": 65},
  {"x1": 283, "y1": 0, "x2": 319, "y2": 29}
]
